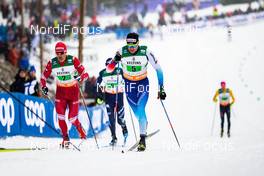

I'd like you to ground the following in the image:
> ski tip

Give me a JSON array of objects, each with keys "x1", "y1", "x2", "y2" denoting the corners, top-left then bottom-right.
[{"x1": 0, "y1": 147, "x2": 36, "y2": 152}]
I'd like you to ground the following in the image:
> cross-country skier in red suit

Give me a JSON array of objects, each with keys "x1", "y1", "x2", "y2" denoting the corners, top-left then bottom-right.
[{"x1": 40, "y1": 42, "x2": 89, "y2": 148}]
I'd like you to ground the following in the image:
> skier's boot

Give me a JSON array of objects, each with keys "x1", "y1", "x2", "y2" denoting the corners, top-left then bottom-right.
[
  {"x1": 220, "y1": 129, "x2": 224, "y2": 138},
  {"x1": 61, "y1": 135, "x2": 70, "y2": 149},
  {"x1": 227, "y1": 131, "x2": 231, "y2": 138},
  {"x1": 138, "y1": 135, "x2": 146, "y2": 152},
  {"x1": 109, "y1": 136, "x2": 117, "y2": 146},
  {"x1": 122, "y1": 125, "x2": 128, "y2": 141}
]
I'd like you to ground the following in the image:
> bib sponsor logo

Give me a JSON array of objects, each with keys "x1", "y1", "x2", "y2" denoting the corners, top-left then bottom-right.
[
  {"x1": 24, "y1": 100, "x2": 46, "y2": 133},
  {"x1": 140, "y1": 49, "x2": 146, "y2": 54},
  {"x1": 0, "y1": 98, "x2": 15, "y2": 133},
  {"x1": 127, "y1": 58, "x2": 141, "y2": 65},
  {"x1": 57, "y1": 71, "x2": 70, "y2": 75},
  {"x1": 52, "y1": 60, "x2": 58, "y2": 65}
]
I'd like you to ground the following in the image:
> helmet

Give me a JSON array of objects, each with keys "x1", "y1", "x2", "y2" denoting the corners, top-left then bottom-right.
[
  {"x1": 55, "y1": 42, "x2": 67, "y2": 53},
  {"x1": 126, "y1": 32, "x2": 139, "y2": 44},
  {"x1": 105, "y1": 58, "x2": 112, "y2": 66}
]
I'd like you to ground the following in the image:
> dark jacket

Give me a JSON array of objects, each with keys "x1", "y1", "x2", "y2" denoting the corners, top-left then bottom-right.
[{"x1": 10, "y1": 69, "x2": 26, "y2": 93}]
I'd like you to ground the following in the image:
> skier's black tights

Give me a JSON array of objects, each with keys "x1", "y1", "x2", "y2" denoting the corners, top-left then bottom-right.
[
  {"x1": 105, "y1": 93, "x2": 125, "y2": 138},
  {"x1": 220, "y1": 105, "x2": 231, "y2": 132}
]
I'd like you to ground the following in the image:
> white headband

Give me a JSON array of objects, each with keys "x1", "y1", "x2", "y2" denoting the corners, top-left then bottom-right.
[{"x1": 126, "y1": 38, "x2": 137, "y2": 43}]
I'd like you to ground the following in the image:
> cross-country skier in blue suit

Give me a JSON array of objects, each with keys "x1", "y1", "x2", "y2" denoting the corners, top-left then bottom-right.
[{"x1": 106, "y1": 32, "x2": 166, "y2": 151}]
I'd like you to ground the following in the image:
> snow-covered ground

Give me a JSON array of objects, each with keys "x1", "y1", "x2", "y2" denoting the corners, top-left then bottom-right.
[{"x1": 1, "y1": 20, "x2": 264, "y2": 176}]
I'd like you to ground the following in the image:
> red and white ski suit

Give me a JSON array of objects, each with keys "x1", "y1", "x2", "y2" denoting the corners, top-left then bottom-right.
[{"x1": 41, "y1": 55, "x2": 88, "y2": 139}]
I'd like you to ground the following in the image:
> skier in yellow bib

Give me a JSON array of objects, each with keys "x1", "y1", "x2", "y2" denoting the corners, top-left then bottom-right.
[{"x1": 213, "y1": 81, "x2": 235, "y2": 138}]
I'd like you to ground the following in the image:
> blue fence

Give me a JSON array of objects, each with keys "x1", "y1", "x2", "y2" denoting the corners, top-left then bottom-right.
[{"x1": 0, "y1": 93, "x2": 109, "y2": 138}]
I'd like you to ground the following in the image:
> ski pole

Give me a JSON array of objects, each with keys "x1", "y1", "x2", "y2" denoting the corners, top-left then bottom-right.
[
  {"x1": 160, "y1": 100, "x2": 181, "y2": 148},
  {"x1": 211, "y1": 103, "x2": 217, "y2": 136},
  {"x1": 112, "y1": 64, "x2": 120, "y2": 150},
  {"x1": 129, "y1": 107, "x2": 137, "y2": 141},
  {"x1": 231, "y1": 105, "x2": 237, "y2": 119},
  {"x1": 114, "y1": 64, "x2": 120, "y2": 115},
  {"x1": 78, "y1": 82, "x2": 100, "y2": 149},
  {"x1": 0, "y1": 83, "x2": 81, "y2": 151}
]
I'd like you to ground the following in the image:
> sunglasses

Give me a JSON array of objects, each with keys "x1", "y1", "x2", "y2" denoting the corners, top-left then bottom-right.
[{"x1": 127, "y1": 43, "x2": 138, "y2": 49}]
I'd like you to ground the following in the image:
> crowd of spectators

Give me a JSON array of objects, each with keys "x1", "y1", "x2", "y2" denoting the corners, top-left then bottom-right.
[
  {"x1": 0, "y1": 19, "x2": 32, "y2": 71},
  {"x1": 104, "y1": 1, "x2": 264, "y2": 32},
  {"x1": 184, "y1": 2, "x2": 264, "y2": 24},
  {"x1": 0, "y1": 1, "x2": 39, "y2": 97},
  {"x1": 0, "y1": 1, "x2": 44, "y2": 96}
]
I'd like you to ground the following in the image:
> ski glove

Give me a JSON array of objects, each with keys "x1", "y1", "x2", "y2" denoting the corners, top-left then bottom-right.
[
  {"x1": 74, "y1": 73, "x2": 88, "y2": 83},
  {"x1": 158, "y1": 87, "x2": 166, "y2": 100},
  {"x1": 74, "y1": 75, "x2": 82, "y2": 82},
  {"x1": 42, "y1": 86, "x2": 48, "y2": 96},
  {"x1": 96, "y1": 97, "x2": 105, "y2": 105},
  {"x1": 114, "y1": 53, "x2": 122, "y2": 62}
]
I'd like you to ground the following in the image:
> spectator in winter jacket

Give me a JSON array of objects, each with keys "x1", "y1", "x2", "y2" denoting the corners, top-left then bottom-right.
[
  {"x1": 10, "y1": 69, "x2": 27, "y2": 93},
  {"x1": 24, "y1": 65, "x2": 40, "y2": 97}
]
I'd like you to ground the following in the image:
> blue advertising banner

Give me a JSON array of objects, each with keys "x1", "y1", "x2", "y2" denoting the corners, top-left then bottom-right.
[
  {"x1": 0, "y1": 93, "x2": 109, "y2": 138},
  {"x1": 0, "y1": 93, "x2": 20, "y2": 137}
]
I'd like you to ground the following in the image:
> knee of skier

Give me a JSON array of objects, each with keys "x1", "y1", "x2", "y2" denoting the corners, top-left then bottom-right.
[
  {"x1": 117, "y1": 118, "x2": 125, "y2": 126},
  {"x1": 69, "y1": 116, "x2": 79, "y2": 125}
]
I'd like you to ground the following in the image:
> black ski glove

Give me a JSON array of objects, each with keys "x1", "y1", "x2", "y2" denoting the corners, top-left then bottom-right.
[
  {"x1": 42, "y1": 86, "x2": 48, "y2": 96},
  {"x1": 158, "y1": 86, "x2": 166, "y2": 100},
  {"x1": 74, "y1": 75, "x2": 81, "y2": 82},
  {"x1": 114, "y1": 52, "x2": 122, "y2": 62}
]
